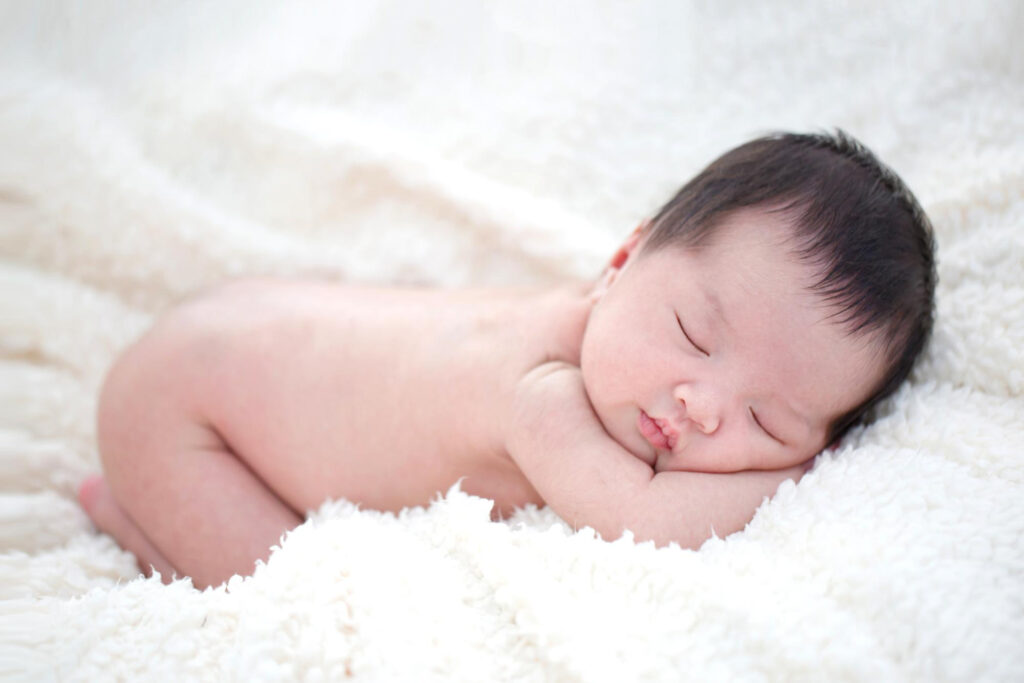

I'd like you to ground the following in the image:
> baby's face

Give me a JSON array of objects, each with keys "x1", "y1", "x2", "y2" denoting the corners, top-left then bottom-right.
[{"x1": 580, "y1": 209, "x2": 886, "y2": 473}]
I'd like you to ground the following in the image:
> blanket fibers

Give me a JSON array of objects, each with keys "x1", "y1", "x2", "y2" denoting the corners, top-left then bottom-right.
[{"x1": 1, "y1": 2, "x2": 1022, "y2": 680}]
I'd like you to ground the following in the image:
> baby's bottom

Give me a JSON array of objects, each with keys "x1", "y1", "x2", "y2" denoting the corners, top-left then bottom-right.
[{"x1": 83, "y1": 322, "x2": 303, "y2": 590}]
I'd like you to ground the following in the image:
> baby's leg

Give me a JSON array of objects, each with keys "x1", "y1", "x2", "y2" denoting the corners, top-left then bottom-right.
[
  {"x1": 93, "y1": 305, "x2": 302, "y2": 590},
  {"x1": 79, "y1": 474, "x2": 174, "y2": 580},
  {"x1": 98, "y1": 404, "x2": 302, "y2": 590}
]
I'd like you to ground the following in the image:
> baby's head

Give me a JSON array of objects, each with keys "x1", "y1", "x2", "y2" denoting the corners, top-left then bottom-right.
[{"x1": 581, "y1": 131, "x2": 936, "y2": 472}]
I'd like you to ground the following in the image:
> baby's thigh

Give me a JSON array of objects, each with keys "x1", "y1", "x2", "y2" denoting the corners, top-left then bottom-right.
[
  {"x1": 121, "y1": 278, "x2": 402, "y2": 514},
  {"x1": 179, "y1": 286, "x2": 362, "y2": 512}
]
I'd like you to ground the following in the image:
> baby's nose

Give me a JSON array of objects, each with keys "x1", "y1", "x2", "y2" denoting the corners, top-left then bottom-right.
[
  {"x1": 693, "y1": 412, "x2": 719, "y2": 435},
  {"x1": 674, "y1": 385, "x2": 721, "y2": 435}
]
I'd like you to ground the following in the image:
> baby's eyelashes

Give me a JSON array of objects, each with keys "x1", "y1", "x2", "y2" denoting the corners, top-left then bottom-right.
[
  {"x1": 749, "y1": 407, "x2": 784, "y2": 445},
  {"x1": 675, "y1": 313, "x2": 709, "y2": 356}
]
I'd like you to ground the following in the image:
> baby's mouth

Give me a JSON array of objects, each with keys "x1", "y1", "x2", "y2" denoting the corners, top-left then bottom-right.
[{"x1": 638, "y1": 411, "x2": 677, "y2": 451}]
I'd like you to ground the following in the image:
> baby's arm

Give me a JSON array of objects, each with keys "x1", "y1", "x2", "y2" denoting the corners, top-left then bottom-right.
[{"x1": 505, "y1": 362, "x2": 810, "y2": 548}]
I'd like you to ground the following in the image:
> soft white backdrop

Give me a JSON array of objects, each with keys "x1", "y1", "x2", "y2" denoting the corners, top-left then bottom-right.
[{"x1": 1, "y1": 2, "x2": 1022, "y2": 680}]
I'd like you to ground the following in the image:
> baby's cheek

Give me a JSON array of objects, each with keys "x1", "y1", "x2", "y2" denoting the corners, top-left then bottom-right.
[
  {"x1": 578, "y1": 351, "x2": 607, "y2": 419},
  {"x1": 580, "y1": 345, "x2": 654, "y2": 463},
  {"x1": 578, "y1": 347, "x2": 613, "y2": 418},
  {"x1": 579, "y1": 315, "x2": 626, "y2": 396},
  {"x1": 579, "y1": 331, "x2": 619, "y2": 412}
]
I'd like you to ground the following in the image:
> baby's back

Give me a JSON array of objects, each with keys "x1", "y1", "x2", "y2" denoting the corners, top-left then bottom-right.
[{"x1": 158, "y1": 278, "x2": 584, "y2": 518}]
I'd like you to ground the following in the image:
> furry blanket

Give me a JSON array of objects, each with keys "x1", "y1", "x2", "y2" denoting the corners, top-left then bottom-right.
[{"x1": 2, "y1": 1, "x2": 1022, "y2": 680}]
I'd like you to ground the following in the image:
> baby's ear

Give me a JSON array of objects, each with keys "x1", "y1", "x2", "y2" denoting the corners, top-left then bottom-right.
[
  {"x1": 591, "y1": 220, "x2": 648, "y2": 303},
  {"x1": 589, "y1": 270, "x2": 613, "y2": 304},
  {"x1": 607, "y1": 219, "x2": 649, "y2": 270}
]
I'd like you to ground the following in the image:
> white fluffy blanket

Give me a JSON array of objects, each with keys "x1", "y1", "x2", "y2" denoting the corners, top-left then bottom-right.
[{"x1": 2, "y1": 2, "x2": 1022, "y2": 680}]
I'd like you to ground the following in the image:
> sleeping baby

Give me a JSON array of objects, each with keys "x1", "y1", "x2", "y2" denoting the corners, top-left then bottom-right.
[{"x1": 79, "y1": 131, "x2": 936, "y2": 589}]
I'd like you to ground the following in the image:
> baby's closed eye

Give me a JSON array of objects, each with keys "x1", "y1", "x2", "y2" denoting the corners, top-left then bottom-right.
[{"x1": 675, "y1": 313, "x2": 709, "y2": 356}]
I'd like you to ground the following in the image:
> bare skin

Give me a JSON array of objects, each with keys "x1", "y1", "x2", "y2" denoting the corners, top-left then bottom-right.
[
  {"x1": 81, "y1": 214, "x2": 885, "y2": 589},
  {"x1": 82, "y1": 280, "x2": 593, "y2": 587}
]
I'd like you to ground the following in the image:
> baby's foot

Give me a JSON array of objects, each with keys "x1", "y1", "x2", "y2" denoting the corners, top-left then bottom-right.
[{"x1": 78, "y1": 474, "x2": 176, "y2": 582}]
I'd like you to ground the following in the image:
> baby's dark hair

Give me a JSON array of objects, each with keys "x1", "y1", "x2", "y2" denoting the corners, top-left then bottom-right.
[{"x1": 643, "y1": 130, "x2": 937, "y2": 442}]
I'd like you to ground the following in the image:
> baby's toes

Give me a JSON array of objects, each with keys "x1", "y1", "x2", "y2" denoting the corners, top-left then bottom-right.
[
  {"x1": 77, "y1": 474, "x2": 106, "y2": 520},
  {"x1": 76, "y1": 473, "x2": 176, "y2": 582}
]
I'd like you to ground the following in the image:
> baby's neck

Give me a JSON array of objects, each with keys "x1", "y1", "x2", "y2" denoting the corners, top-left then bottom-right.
[{"x1": 510, "y1": 282, "x2": 592, "y2": 366}]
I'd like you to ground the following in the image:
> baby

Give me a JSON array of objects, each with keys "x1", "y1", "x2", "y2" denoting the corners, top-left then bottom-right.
[{"x1": 79, "y1": 131, "x2": 936, "y2": 589}]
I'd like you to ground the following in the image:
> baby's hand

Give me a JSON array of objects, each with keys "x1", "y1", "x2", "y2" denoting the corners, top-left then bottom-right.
[
  {"x1": 511, "y1": 360, "x2": 816, "y2": 481},
  {"x1": 507, "y1": 361, "x2": 595, "y2": 456},
  {"x1": 504, "y1": 361, "x2": 809, "y2": 549}
]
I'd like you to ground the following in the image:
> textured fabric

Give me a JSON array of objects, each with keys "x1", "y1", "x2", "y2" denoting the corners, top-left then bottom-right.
[{"x1": 1, "y1": 2, "x2": 1022, "y2": 680}]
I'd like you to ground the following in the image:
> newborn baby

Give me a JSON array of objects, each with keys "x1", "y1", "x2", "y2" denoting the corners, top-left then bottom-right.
[{"x1": 79, "y1": 131, "x2": 936, "y2": 589}]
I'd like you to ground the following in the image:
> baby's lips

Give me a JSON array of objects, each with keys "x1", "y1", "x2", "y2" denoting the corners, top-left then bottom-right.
[
  {"x1": 638, "y1": 411, "x2": 672, "y2": 451},
  {"x1": 654, "y1": 417, "x2": 680, "y2": 450}
]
